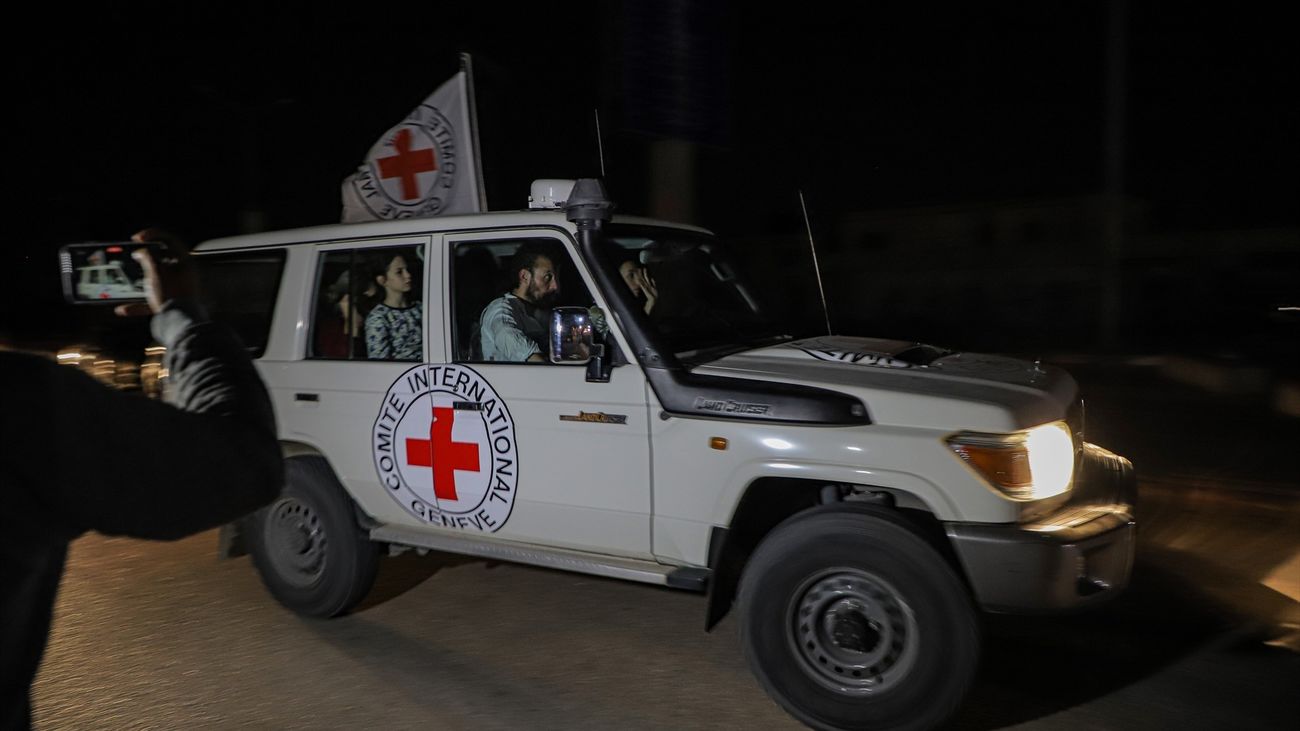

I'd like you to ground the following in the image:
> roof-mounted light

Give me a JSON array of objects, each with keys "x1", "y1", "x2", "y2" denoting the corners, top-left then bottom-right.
[{"x1": 529, "y1": 179, "x2": 576, "y2": 209}]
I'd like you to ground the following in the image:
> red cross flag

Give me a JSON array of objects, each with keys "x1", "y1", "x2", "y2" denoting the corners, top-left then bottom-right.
[{"x1": 341, "y1": 54, "x2": 487, "y2": 221}]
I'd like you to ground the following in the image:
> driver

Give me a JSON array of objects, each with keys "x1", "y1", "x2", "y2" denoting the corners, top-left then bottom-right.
[{"x1": 479, "y1": 244, "x2": 559, "y2": 362}]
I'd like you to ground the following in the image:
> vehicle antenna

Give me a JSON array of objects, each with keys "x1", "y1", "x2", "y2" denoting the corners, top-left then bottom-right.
[
  {"x1": 800, "y1": 190, "x2": 833, "y2": 336},
  {"x1": 594, "y1": 109, "x2": 607, "y2": 178}
]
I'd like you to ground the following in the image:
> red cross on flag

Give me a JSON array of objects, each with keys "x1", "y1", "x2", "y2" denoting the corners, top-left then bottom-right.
[{"x1": 341, "y1": 54, "x2": 487, "y2": 221}]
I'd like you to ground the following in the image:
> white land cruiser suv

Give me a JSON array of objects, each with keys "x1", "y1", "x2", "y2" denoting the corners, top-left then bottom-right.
[
  {"x1": 77, "y1": 261, "x2": 145, "y2": 300},
  {"x1": 193, "y1": 179, "x2": 1136, "y2": 731}
]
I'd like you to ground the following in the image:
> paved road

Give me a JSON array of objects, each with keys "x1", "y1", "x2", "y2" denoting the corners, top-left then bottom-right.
[{"x1": 31, "y1": 365, "x2": 1300, "y2": 730}]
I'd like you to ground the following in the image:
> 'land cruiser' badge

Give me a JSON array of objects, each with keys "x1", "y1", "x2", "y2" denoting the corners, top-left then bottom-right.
[{"x1": 372, "y1": 365, "x2": 518, "y2": 532}]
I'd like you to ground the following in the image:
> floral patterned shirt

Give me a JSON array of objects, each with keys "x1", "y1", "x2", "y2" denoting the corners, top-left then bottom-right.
[{"x1": 365, "y1": 302, "x2": 422, "y2": 360}]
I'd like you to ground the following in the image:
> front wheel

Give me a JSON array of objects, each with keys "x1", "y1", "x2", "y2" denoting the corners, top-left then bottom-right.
[
  {"x1": 248, "y1": 456, "x2": 379, "y2": 618},
  {"x1": 738, "y1": 505, "x2": 979, "y2": 731}
]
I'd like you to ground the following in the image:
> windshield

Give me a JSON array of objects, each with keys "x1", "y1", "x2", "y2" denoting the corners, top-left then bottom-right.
[{"x1": 603, "y1": 225, "x2": 794, "y2": 359}]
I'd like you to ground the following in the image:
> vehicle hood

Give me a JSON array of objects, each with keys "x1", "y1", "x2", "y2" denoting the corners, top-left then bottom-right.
[{"x1": 690, "y1": 336, "x2": 1077, "y2": 432}]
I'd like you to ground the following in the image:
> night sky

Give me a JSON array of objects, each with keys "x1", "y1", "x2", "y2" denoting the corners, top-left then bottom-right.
[{"x1": 5, "y1": 3, "x2": 1296, "y2": 353}]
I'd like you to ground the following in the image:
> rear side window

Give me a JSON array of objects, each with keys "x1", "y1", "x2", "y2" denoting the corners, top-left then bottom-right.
[
  {"x1": 195, "y1": 250, "x2": 287, "y2": 357},
  {"x1": 310, "y1": 245, "x2": 426, "y2": 361}
]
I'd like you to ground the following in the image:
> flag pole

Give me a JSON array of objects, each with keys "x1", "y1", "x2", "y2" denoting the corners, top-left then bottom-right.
[{"x1": 460, "y1": 52, "x2": 488, "y2": 211}]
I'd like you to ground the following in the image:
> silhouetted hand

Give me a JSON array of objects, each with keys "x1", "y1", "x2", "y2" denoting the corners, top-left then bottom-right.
[{"x1": 115, "y1": 228, "x2": 197, "y2": 317}]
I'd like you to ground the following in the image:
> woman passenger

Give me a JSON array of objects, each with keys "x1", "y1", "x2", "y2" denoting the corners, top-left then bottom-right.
[{"x1": 364, "y1": 251, "x2": 422, "y2": 360}]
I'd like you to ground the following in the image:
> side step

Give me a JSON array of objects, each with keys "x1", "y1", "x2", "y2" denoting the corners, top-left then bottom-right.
[{"x1": 371, "y1": 525, "x2": 709, "y2": 591}]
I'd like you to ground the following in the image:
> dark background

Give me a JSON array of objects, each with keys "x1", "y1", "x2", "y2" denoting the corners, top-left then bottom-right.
[{"x1": 4, "y1": 3, "x2": 1296, "y2": 364}]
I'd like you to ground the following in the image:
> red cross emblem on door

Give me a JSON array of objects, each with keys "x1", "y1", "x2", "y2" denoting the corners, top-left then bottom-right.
[
  {"x1": 377, "y1": 128, "x2": 437, "y2": 201},
  {"x1": 406, "y1": 407, "x2": 480, "y2": 501}
]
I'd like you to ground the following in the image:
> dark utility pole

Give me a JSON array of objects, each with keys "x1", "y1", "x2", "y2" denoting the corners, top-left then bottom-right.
[{"x1": 1101, "y1": 0, "x2": 1129, "y2": 349}]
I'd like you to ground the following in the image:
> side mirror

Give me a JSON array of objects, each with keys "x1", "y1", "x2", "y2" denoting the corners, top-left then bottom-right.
[{"x1": 549, "y1": 306, "x2": 601, "y2": 365}]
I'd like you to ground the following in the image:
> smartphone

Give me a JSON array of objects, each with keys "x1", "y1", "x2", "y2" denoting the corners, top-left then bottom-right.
[{"x1": 59, "y1": 241, "x2": 167, "y2": 304}]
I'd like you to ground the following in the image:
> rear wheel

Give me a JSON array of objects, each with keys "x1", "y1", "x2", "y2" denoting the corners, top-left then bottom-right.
[
  {"x1": 249, "y1": 456, "x2": 379, "y2": 617},
  {"x1": 738, "y1": 505, "x2": 979, "y2": 731}
]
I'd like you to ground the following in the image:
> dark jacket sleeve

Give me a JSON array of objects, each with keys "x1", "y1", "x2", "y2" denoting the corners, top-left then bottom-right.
[{"x1": 0, "y1": 302, "x2": 283, "y2": 543}]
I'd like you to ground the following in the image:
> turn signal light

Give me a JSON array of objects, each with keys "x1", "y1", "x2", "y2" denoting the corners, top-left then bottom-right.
[
  {"x1": 949, "y1": 442, "x2": 1032, "y2": 494},
  {"x1": 947, "y1": 421, "x2": 1074, "y2": 500}
]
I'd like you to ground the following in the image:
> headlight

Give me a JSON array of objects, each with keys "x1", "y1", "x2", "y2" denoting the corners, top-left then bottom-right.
[{"x1": 946, "y1": 421, "x2": 1075, "y2": 500}]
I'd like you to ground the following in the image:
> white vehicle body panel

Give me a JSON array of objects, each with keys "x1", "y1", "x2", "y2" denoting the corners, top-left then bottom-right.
[
  {"x1": 695, "y1": 336, "x2": 1077, "y2": 432},
  {"x1": 648, "y1": 404, "x2": 1013, "y2": 567}
]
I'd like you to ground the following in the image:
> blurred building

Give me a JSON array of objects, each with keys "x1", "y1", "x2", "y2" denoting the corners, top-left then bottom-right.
[
  {"x1": 735, "y1": 195, "x2": 1298, "y2": 359},
  {"x1": 832, "y1": 195, "x2": 1131, "y2": 351},
  {"x1": 823, "y1": 196, "x2": 1297, "y2": 358}
]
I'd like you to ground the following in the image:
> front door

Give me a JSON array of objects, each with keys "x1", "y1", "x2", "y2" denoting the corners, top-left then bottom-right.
[{"x1": 423, "y1": 230, "x2": 653, "y2": 558}]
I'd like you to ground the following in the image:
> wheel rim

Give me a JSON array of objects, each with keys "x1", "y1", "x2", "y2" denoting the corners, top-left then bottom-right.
[
  {"x1": 787, "y1": 568, "x2": 919, "y2": 695},
  {"x1": 263, "y1": 496, "x2": 327, "y2": 588}
]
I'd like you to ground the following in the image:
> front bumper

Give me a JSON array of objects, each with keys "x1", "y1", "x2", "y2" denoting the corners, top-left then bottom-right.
[{"x1": 945, "y1": 443, "x2": 1137, "y2": 612}]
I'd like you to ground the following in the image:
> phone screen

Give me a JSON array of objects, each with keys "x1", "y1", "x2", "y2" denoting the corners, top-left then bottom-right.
[{"x1": 59, "y1": 242, "x2": 163, "y2": 304}]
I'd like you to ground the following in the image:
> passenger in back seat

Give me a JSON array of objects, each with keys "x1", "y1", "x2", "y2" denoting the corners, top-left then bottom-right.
[{"x1": 364, "y1": 251, "x2": 422, "y2": 361}]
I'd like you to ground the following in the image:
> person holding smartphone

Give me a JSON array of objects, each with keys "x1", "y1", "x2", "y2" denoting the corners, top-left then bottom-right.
[{"x1": 0, "y1": 230, "x2": 284, "y2": 731}]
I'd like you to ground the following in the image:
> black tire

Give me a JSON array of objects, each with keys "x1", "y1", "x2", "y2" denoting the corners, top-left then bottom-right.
[
  {"x1": 248, "y1": 456, "x2": 379, "y2": 618},
  {"x1": 738, "y1": 504, "x2": 979, "y2": 731}
]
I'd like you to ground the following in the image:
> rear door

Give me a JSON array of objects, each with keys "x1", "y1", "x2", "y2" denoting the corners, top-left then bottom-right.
[{"x1": 257, "y1": 235, "x2": 441, "y2": 529}]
